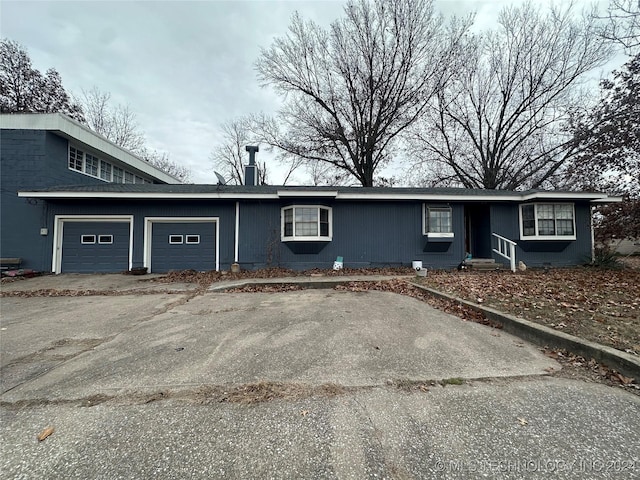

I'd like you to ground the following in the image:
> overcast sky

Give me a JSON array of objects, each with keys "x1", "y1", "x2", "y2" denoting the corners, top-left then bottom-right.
[{"x1": 1, "y1": 0, "x2": 628, "y2": 184}]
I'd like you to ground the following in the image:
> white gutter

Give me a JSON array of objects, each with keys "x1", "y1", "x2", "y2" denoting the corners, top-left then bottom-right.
[{"x1": 234, "y1": 201, "x2": 240, "y2": 263}]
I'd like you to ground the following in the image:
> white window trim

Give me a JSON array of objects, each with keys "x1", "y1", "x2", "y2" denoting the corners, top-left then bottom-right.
[
  {"x1": 519, "y1": 203, "x2": 577, "y2": 240},
  {"x1": 67, "y1": 143, "x2": 149, "y2": 185},
  {"x1": 169, "y1": 235, "x2": 184, "y2": 244},
  {"x1": 422, "y1": 204, "x2": 454, "y2": 237},
  {"x1": 185, "y1": 235, "x2": 201, "y2": 244},
  {"x1": 98, "y1": 235, "x2": 113, "y2": 244},
  {"x1": 81, "y1": 234, "x2": 96, "y2": 244},
  {"x1": 281, "y1": 205, "x2": 333, "y2": 242}
]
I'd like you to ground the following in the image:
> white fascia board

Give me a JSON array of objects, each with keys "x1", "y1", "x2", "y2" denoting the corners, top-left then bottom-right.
[
  {"x1": 335, "y1": 192, "x2": 523, "y2": 201},
  {"x1": 519, "y1": 191, "x2": 612, "y2": 202},
  {"x1": 336, "y1": 192, "x2": 615, "y2": 202},
  {"x1": 18, "y1": 191, "x2": 279, "y2": 200},
  {"x1": 277, "y1": 190, "x2": 338, "y2": 198},
  {"x1": 1, "y1": 113, "x2": 181, "y2": 184}
]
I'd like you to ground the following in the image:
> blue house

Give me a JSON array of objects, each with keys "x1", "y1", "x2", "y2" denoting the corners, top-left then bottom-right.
[{"x1": 1, "y1": 113, "x2": 616, "y2": 274}]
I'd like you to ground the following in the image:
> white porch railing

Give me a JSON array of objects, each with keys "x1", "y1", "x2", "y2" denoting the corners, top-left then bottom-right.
[{"x1": 492, "y1": 233, "x2": 517, "y2": 272}]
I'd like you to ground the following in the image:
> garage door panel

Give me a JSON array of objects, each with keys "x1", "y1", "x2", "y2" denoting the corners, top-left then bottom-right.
[
  {"x1": 61, "y1": 222, "x2": 130, "y2": 273},
  {"x1": 151, "y1": 222, "x2": 216, "y2": 273}
]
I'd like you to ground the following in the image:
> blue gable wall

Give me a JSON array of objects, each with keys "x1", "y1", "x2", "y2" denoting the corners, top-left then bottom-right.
[{"x1": 0, "y1": 130, "x2": 110, "y2": 270}]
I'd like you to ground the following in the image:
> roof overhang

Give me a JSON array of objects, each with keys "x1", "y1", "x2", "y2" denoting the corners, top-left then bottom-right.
[
  {"x1": 17, "y1": 190, "x2": 617, "y2": 202},
  {"x1": 0, "y1": 113, "x2": 181, "y2": 184}
]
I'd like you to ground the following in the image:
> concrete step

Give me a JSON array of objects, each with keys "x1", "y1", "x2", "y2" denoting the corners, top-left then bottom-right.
[{"x1": 464, "y1": 258, "x2": 506, "y2": 270}]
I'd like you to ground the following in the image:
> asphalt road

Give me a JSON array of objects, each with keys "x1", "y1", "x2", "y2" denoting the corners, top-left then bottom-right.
[{"x1": 1, "y1": 276, "x2": 638, "y2": 479}]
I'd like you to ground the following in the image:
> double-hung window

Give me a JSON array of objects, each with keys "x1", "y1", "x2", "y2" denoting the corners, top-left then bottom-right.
[
  {"x1": 281, "y1": 206, "x2": 332, "y2": 241},
  {"x1": 423, "y1": 205, "x2": 454, "y2": 237},
  {"x1": 520, "y1": 203, "x2": 575, "y2": 240}
]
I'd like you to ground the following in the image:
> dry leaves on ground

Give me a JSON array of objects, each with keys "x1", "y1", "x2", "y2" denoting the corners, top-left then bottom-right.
[{"x1": 414, "y1": 268, "x2": 640, "y2": 355}]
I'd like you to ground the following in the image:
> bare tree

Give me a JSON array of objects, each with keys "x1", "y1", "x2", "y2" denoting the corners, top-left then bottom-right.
[
  {"x1": 406, "y1": 1, "x2": 615, "y2": 190},
  {"x1": 138, "y1": 148, "x2": 191, "y2": 183},
  {"x1": 211, "y1": 117, "x2": 259, "y2": 185},
  {"x1": 255, "y1": 0, "x2": 471, "y2": 187},
  {"x1": 77, "y1": 87, "x2": 190, "y2": 182},
  {"x1": 80, "y1": 87, "x2": 145, "y2": 152},
  {"x1": 599, "y1": 0, "x2": 640, "y2": 54},
  {"x1": 0, "y1": 38, "x2": 84, "y2": 121}
]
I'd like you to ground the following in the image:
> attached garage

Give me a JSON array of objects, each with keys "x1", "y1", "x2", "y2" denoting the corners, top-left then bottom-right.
[
  {"x1": 54, "y1": 216, "x2": 133, "y2": 273},
  {"x1": 145, "y1": 217, "x2": 218, "y2": 273}
]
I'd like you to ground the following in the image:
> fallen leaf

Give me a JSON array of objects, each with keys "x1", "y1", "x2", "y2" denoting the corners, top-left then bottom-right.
[
  {"x1": 517, "y1": 417, "x2": 528, "y2": 426},
  {"x1": 37, "y1": 426, "x2": 55, "y2": 442},
  {"x1": 300, "y1": 410, "x2": 310, "y2": 417}
]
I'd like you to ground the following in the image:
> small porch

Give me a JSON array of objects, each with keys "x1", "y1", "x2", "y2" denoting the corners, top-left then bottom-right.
[{"x1": 464, "y1": 204, "x2": 517, "y2": 272}]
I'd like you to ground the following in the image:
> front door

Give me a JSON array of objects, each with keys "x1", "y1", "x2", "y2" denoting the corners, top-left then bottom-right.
[{"x1": 464, "y1": 204, "x2": 492, "y2": 258}]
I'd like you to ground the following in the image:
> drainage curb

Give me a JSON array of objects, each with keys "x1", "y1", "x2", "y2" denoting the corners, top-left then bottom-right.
[{"x1": 409, "y1": 282, "x2": 640, "y2": 380}]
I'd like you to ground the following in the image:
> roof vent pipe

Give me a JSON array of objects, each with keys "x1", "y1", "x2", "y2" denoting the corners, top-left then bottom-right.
[{"x1": 244, "y1": 145, "x2": 259, "y2": 186}]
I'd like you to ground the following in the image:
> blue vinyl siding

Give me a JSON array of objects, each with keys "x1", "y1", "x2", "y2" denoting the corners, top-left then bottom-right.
[
  {"x1": 61, "y1": 222, "x2": 130, "y2": 273},
  {"x1": 490, "y1": 202, "x2": 592, "y2": 267},
  {"x1": 150, "y1": 222, "x2": 216, "y2": 273},
  {"x1": 237, "y1": 201, "x2": 466, "y2": 270},
  {"x1": 1, "y1": 131, "x2": 107, "y2": 271}
]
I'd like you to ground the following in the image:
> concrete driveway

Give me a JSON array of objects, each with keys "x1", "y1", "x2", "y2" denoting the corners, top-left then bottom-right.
[{"x1": 1, "y1": 275, "x2": 639, "y2": 479}]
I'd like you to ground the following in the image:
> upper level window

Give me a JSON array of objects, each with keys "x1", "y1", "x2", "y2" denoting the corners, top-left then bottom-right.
[
  {"x1": 69, "y1": 146, "x2": 84, "y2": 171},
  {"x1": 68, "y1": 143, "x2": 149, "y2": 184},
  {"x1": 281, "y1": 206, "x2": 332, "y2": 241},
  {"x1": 99, "y1": 160, "x2": 112, "y2": 181},
  {"x1": 85, "y1": 154, "x2": 99, "y2": 176},
  {"x1": 113, "y1": 167, "x2": 124, "y2": 183},
  {"x1": 520, "y1": 203, "x2": 575, "y2": 240},
  {"x1": 423, "y1": 205, "x2": 454, "y2": 237}
]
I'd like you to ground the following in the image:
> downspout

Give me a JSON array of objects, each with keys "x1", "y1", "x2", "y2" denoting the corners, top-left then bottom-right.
[
  {"x1": 590, "y1": 204, "x2": 596, "y2": 263},
  {"x1": 234, "y1": 201, "x2": 240, "y2": 263}
]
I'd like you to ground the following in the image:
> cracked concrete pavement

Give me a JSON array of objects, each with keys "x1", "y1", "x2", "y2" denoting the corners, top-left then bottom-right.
[{"x1": 1, "y1": 274, "x2": 639, "y2": 479}]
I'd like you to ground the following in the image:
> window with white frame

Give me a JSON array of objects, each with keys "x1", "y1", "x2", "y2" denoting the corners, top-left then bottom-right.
[
  {"x1": 69, "y1": 146, "x2": 84, "y2": 171},
  {"x1": 68, "y1": 143, "x2": 149, "y2": 184},
  {"x1": 98, "y1": 235, "x2": 113, "y2": 244},
  {"x1": 281, "y1": 206, "x2": 332, "y2": 241},
  {"x1": 85, "y1": 154, "x2": 99, "y2": 176},
  {"x1": 520, "y1": 203, "x2": 575, "y2": 239},
  {"x1": 113, "y1": 166, "x2": 124, "y2": 183},
  {"x1": 423, "y1": 205, "x2": 453, "y2": 237},
  {"x1": 169, "y1": 235, "x2": 184, "y2": 244},
  {"x1": 99, "y1": 160, "x2": 112, "y2": 181}
]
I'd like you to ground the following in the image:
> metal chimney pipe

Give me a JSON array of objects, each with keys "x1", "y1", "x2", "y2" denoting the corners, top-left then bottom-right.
[{"x1": 244, "y1": 145, "x2": 259, "y2": 186}]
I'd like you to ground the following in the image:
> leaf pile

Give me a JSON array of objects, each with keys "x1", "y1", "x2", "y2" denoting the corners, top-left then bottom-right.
[
  {"x1": 154, "y1": 267, "x2": 413, "y2": 286},
  {"x1": 543, "y1": 347, "x2": 638, "y2": 393},
  {"x1": 415, "y1": 268, "x2": 640, "y2": 355},
  {"x1": 226, "y1": 284, "x2": 304, "y2": 293}
]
